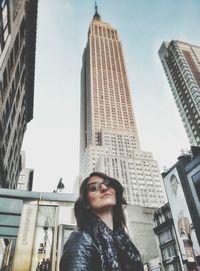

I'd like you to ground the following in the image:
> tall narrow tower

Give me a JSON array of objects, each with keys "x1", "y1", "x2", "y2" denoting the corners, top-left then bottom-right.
[
  {"x1": 80, "y1": 6, "x2": 166, "y2": 207},
  {"x1": 159, "y1": 40, "x2": 200, "y2": 147}
]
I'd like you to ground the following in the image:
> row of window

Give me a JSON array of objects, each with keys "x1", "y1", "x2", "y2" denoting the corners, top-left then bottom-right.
[
  {"x1": 1, "y1": 47, "x2": 26, "y2": 149},
  {"x1": 0, "y1": 0, "x2": 9, "y2": 55},
  {"x1": 91, "y1": 24, "x2": 118, "y2": 40},
  {"x1": 0, "y1": 11, "x2": 27, "y2": 187}
]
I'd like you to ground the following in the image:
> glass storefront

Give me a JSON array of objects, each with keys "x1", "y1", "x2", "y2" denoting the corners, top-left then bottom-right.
[
  {"x1": 31, "y1": 206, "x2": 56, "y2": 271},
  {"x1": 0, "y1": 189, "x2": 76, "y2": 271}
]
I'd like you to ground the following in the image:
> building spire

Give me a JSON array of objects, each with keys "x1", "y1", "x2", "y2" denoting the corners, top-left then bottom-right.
[{"x1": 93, "y1": 1, "x2": 101, "y2": 21}]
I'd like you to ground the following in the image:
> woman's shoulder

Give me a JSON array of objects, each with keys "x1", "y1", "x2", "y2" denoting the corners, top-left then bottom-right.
[
  {"x1": 68, "y1": 228, "x2": 94, "y2": 241},
  {"x1": 63, "y1": 229, "x2": 94, "y2": 252},
  {"x1": 60, "y1": 229, "x2": 101, "y2": 271}
]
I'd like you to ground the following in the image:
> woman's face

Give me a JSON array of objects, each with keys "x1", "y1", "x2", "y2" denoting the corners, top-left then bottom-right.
[{"x1": 87, "y1": 175, "x2": 116, "y2": 212}]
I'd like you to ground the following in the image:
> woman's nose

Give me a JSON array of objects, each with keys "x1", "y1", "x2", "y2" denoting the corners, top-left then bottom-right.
[{"x1": 100, "y1": 183, "x2": 108, "y2": 192}]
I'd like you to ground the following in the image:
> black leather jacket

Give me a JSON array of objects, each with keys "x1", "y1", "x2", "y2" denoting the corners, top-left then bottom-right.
[
  {"x1": 60, "y1": 230, "x2": 101, "y2": 271},
  {"x1": 60, "y1": 230, "x2": 144, "y2": 271}
]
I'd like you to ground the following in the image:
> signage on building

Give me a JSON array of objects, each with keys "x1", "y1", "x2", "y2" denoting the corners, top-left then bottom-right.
[
  {"x1": 163, "y1": 167, "x2": 200, "y2": 262},
  {"x1": 0, "y1": 240, "x2": 5, "y2": 269},
  {"x1": 12, "y1": 204, "x2": 38, "y2": 270}
]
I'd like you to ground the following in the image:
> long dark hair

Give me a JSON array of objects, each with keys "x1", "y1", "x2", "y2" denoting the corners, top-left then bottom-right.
[{"x1": 74, "y1": 172, "x2": 127, "y2": 230}]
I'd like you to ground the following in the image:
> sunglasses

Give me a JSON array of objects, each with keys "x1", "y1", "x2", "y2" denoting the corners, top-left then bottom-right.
[{"x1": 87, "y1": 179, "x2": 114, "y2": 192}]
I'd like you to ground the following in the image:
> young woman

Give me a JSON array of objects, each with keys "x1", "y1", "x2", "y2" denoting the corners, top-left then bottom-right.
[{"x1": 60, "y1": 172, "x2": 143, "y2": 271}]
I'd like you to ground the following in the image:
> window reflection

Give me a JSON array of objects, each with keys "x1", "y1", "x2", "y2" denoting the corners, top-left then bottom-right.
[{"x1": 31, "y1": 206, "x2": 56, "y2": 271}]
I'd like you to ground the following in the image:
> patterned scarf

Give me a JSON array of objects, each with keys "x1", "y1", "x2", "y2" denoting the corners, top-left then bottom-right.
[{"x1": 87, "y1": 215, "x2": 143, "y2": 271}]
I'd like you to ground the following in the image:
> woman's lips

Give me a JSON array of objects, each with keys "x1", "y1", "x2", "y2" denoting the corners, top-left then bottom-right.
[{"x1": 100, "y1": 193, "x2": 112, "y2": 198}]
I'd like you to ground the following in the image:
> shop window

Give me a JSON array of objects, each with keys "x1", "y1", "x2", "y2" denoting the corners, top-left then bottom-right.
[{"x1": 31, "y1": 206, "x2": 56, "y2": 270}]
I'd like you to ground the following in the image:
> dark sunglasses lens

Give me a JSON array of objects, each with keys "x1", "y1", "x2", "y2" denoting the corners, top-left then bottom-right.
[
  {"x1": 88, "y1": 183, "x2": 99, "y2": 192},
  {"x1": 104, "y1": 179, "x2": 111, "y2": 187}
]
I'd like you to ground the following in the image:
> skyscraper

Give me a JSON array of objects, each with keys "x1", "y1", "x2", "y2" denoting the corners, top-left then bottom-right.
[
  {"x1": 80, "y1": 6, "x2": 166, "y2": 207},
  {"x1": 0, "y1": 0, "x2": 38, "y2": 188},
  {"x1": 159, "y1": 40, "x2": 200, "y2": 147},
  {"x1": 17, "y1": 151, "x2": 33, "y2": 191}
]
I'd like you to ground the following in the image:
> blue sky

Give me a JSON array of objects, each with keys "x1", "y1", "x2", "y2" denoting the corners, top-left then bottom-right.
[{"x1": 22, "y1": 0, "x2": 200, "y2": 192}]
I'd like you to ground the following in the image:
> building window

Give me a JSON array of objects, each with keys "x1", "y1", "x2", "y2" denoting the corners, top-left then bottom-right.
[
  {"x1": 0, "y1": 0, "x2": 10, "y2": 55},
  {"x1": 159, "y1": 229, "x2": 173, "y2": 244},
  {"x1": 192, "y1": 171, "x2": 200, "y2": 201},
  {"x1": 165, "y1": 263, "x2": 181, "y2": 271},
  {"x1": 161, "y1": 244, "x2": 176, "y2": 260}
]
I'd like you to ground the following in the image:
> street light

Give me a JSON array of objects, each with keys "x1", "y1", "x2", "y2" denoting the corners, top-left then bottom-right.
[{"x1": 53, "y1": 177, "x2": 65, "y2": 193}]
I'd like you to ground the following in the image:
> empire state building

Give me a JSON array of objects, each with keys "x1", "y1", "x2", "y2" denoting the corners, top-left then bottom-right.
[{"x1": 80, "y1": 6, "x2": 166, "y2": 207}]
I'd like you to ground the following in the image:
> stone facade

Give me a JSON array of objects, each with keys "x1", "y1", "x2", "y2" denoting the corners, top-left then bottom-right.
[{"x1": 126, "y1": 205, "x2": 160, "y2": 267}]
